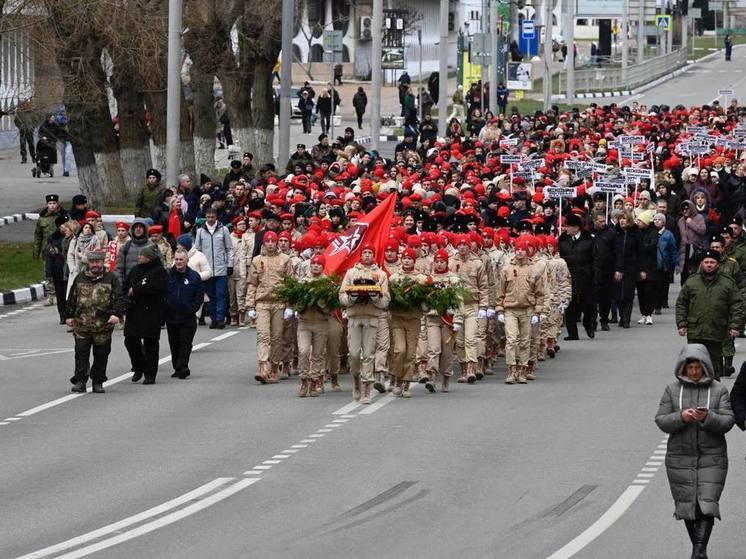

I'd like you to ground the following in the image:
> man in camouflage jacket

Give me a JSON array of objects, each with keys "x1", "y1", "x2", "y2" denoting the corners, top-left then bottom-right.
[{"x1": 65, "y1": 250, "x2": 125, "y2": 393}]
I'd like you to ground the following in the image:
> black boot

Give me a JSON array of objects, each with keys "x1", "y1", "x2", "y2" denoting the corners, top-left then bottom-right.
[
  {"x1": 685, "y1": 519, "x2": 696, "y2": 545},
  {"x1": 132, "y1": 371, "x2": 143, "y2": 382},
  {"x1": 71, "y1": 380, "x2": 86, "y2": 393},
  {"x1": 92, "y1": 382, "x2": 105, "y2": 393},
  {"x1": 723, "y1": 356, "x2": 735, "y2": 377},
  {"x1": 564, "y1": 324, "x2": 579, "y2": 341},
  {"x1": 610, "y1": 309, "x2": 618, "y2": 323},
  {"x1": 691, "y1": 516, "x2": 714, "y2": 559}
]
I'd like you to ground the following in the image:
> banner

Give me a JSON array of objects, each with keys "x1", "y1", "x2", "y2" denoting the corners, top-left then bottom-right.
[{"x1": 324, "y1": 193, "x2": 397, "y2": 276}]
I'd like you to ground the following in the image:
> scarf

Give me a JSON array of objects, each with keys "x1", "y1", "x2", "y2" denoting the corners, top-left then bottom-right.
[{"x1": 168, "y1": 209, "x2": 182, "y2": 240}]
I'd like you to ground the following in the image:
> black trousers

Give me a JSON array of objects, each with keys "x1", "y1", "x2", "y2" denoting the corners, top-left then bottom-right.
[
  {"x1": 653, "y1": 270, "x2": 671, "y2": 310},
  {"x1": 167, "y1": 320, "x2": 197, "y2": 377},
  {"x1": 124, "y1": 336, "x2": 160, "y2": 380},
  {"x1": 54, "y1": 279, "x2": 67, "y2": 322},
  {"x1": 72, "y1": 333, "x2": 111, "y2": 384},
  {"x1": 637, "y1": 278, "x2": 657, "y2": 316},
  {"x1": 319, "y1": 111, "x2": 331, "y2": 134},
  {"x1": 356, "y1": 110, "x2": 364, "y2": 128},
  {"x1": 688, "y1": 337, "x2": 723, "y2": 380},
  {"x1": 19, "y1": 128, "x2": 35, "y2": 161},
  {"x1": 597, "y1": 273, "x2": 614, "y2": 324},
  {"x1": 566, "y1": 292, "x2": 596, "y2": 336}
]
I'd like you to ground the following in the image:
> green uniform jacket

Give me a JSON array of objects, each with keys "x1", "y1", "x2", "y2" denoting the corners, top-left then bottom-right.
[
  {"x1": 134, "y1": 183, "x2": 163, "y2": 218},
  {"x1": 33, "y1": 208, "x2": 66, "y2": 259},
  {"x1": 65, "y1": 269, "x2": 125, "y2": 334},
  {"x1": 675, "y1": 270, "x2": 744, "y2": 341},
  {"x1": 655, "y1": 344, "x2": 735, "y2": 520}
]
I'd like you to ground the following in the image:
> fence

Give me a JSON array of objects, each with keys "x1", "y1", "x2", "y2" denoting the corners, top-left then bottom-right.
[{"x1": 559, "y1": 48, "x2": 688, "y2": 94}]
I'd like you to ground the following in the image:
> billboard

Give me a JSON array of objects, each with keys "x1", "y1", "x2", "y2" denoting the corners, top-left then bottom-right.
[
  {"x1": 575, "y1": 0, "x2": 624, "y2": 17},
  {"x1": 381, "y1": 47, "x2": 405, "y2": 70},
  {"x1": 506, "y1": 62, "x2": 533, "y2": 90}
]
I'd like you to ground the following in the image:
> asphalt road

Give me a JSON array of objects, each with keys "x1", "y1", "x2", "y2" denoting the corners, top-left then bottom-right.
[
  {"x1": 619, "y1": 45, "x2": 746, "y2": 109},
  {"x1": 2, "y1": 288, "x2": 746, "y2": 559}
]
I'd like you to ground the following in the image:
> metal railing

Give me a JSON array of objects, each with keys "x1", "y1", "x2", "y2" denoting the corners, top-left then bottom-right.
[{"x1": 559, "y1": 48, "x2": 688, "y2": 94}]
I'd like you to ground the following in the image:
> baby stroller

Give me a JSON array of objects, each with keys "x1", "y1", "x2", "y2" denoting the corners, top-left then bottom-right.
[{"x1": 32, "y1": 136, "x2": 57, "y2": 178}]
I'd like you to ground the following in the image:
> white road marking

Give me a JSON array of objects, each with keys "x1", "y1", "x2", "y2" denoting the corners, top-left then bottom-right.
[
  {"x1": 282, "y1": 449, "x2": 300, "y2": 453},
  {"x1": 545, "y1": 485, "x2": 646, "y2": 559},
  {"x1": 331, "y1": 419, "x2": 349, "y2": 423},
  {"x1": 645, "y1": 462, "x2": 663, "y2": 467},
  {"x1": 631, "y1": 479, "x2": 650, "y2": 484},
  {"x1": 252, "y1": 465, "x2": 272, "y2": 470},
  {"x1": 652, "y1": 450, "x2": 666, "y2": 455},
  {"x1": 324, "y1": 423, "x2": 342, "y2": 428},
  {"x1": 243, "y1": 471, "x2": 263, "y2": 476},
  {"x1": 5, "y1": 417, "x2": 20, "y2": 421},
  {"x1": 263, "y1": 460, "x2": 282, "y2": 464},
  {"x1": 210, "y1": 331, "x2": 238, "y2": 342},
  {"x1": 332, "y1": 401, "x2": 363, "y2": 415},
  {"x1": 11, "y1": 338, "x2": 216, "y2": 419},
  {"x1": 50, "y1": 478, "x2": 258, "y2": 559},
  {"x1": 641, "y1": 467, "x2": 658, "y2": 472},
  {"x1": 636, "y1": 473, "x2": 655, "y2": 478},
  {"x1": 317, "y1": 429, "x2": 333, "y2": 433},
  {"x1": 341, "y1": 414, "x2": 357, "y2": 419},
  {"x1": 272, "y1": 454, "x2": 290, "y2": 459},
  {"x1": 358, "y1": 394, "x2": 396, "y2": 415},
  {"x1": 300, "y1": 439, "x2": 317, "y2": 443},
  {"x1": 309, "y1": 433, "x2": 325, "y2": 438},
  {"x1": 291, "y1": 444, "x2": 308, "y2": 448},
  {"x1": 0, "y1": 422, "x2": 9, "y2": 425},
  {"x1": 16, "y1": 478, "x2": 234, "y2": 559}
]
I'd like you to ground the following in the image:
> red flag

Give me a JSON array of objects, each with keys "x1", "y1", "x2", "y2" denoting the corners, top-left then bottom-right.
[{"x1": 324, "y1": 193, "x2": 396, "y2": 276}]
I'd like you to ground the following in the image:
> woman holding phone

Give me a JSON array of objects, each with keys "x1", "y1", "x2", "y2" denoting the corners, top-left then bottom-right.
[{"x1": 655, "y1": 344, "x2": 735, "y2": 559}]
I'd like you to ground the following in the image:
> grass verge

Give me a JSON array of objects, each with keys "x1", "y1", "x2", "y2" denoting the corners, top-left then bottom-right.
[{"x1": 0, "y1": 242, "x2": 43, "y2": 292}]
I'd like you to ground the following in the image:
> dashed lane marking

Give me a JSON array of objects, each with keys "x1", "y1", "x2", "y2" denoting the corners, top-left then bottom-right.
[
  {"x1": 210, "y1": 331, "x2": 238, "y2": 342},
  {"x1": 546, "y1": 435, "x2": 668, "y2": 559}
]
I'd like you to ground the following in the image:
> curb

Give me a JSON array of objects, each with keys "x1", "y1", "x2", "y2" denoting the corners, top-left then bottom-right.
[
  {"x1": 552, "y1": 91, "x2": 630, "y2": 101},
  {"x1": 0, "y1": 213, "x2": 34, "y2": 227},
  {"x1": 1, "y1": 283, "x2": 45, "y2": 306}
]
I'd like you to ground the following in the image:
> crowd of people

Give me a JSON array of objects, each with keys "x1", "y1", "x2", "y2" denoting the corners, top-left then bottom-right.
[{"x1": 28, "y1": 93, "x2": 746, "y2": 557}]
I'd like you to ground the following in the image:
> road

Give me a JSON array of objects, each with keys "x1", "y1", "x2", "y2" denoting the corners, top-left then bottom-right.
[
  {"x1": 620, "y1": 45, "x2": 746, "y2": 108},
  {"x1": 2, "y1": 290, "x2": 746, "y2": 559}
]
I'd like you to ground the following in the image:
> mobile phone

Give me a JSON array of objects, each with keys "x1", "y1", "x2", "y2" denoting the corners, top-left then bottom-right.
[{"x1": 696, "y1": 407, "x2": 708, "y2": 411}]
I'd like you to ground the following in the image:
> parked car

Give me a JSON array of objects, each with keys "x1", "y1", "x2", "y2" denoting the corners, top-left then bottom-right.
[{"x1": 273, "y1": 87, "x2": 302, "y2": 119}]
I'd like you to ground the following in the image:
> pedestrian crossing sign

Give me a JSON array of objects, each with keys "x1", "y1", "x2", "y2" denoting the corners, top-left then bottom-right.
[{"x1": 655, "y1": 15, "x2": 671, "y2": 31}]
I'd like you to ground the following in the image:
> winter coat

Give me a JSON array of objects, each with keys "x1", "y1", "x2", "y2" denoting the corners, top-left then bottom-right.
[
  {"x1": 245, "y1": 251, "x2": 293, "y2": 307},
  {"x1": 194, "y1": 221, "x2": 233, "y2": 277},
  {"x1": 45, "y1": 230, "x2": 67, "y2": 281},
  {"x1": 165, "y1": 266, "x2": 204, "y2": 324},
  {"x1": 637, "y1": 226, "x2": 659, "y2": 278},
  {"x1": 614, "y1": 226, "x2": 639, "y2": 302},
  {"x1": 656, "y1": 228, "x2": 678, "y2": 271},
  {"x1": 33, "y1": 207, "x2": 67, "y2": 259},
  {"x1": 677, "y1": 213, "x2": 707, "y2": 270},
  {"x1": 676, "y1": 269, "x2": 744, "y2": 341},
  {"x1": 116, "y1": 219, "x2": 158, "y2": 290},
  {"x1": 559, "y1": 230, "x2": 598, "y2": 296},
  {"x1": 135, "y1": 182, "x2": 164, "y2": 218},
  {"x1": 593, "y1": 225, "x2": 616, "y2": 275},
  {"x1": 187, "y1": 247, "x2": 212, "y2": 281},
  {"x1": 124, "y1": 259, "x2": 168, "y2": 339},
  {"x1": 316, "y1": 95, "x2": 332, "y2": 115},
  {"x1": 655, "y1": 344, "x2": 734, "y2": 520},
  {"x1": 729, "y1": 364, "x2": 746, "y2": 430},
  {"x1": 353, "y1": 91, "x2": 367, "y2": 113}
]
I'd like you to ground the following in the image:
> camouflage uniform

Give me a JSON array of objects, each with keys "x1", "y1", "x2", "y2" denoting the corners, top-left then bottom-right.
[{"x1": 65, "y1": 268, "x2": 124, "y2": 385}]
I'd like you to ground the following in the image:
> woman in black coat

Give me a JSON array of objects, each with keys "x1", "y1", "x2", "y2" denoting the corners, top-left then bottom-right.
[
  {"x1": 124, "y1": 245, "x2": 168, "y2": 384},
  {"x1": 635, "y1": 212, "x2": 659, "y2": 324},
  {"x1": 613, "y1": 210, "x2": 639, "y2": 328}
]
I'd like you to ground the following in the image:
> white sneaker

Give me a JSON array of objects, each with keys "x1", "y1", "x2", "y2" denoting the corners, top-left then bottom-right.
[
  {"x1": 637, "y1": 317, "x2": 646, "y2": 324},
  {"x1": 645, "y1": 316, "x2": 653, "y2": 325}
]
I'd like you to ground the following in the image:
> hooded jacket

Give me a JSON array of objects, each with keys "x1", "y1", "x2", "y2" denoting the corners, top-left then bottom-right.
[
  {"x1": 675, "y1": 268, "x2": 743, "y2": 341},
  {"x1": 116, "y1": 219, "x2": 158, "y2": 290},
  {"x1": 655, "y1": 344, "x2": 734, "y2": 520}
]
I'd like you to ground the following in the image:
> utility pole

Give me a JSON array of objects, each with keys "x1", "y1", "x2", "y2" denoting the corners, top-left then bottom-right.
[
  {"x1": 438, "y1": 0, "x2": 448, "y2": 131},
  {"x1": 489, "y1": 0, "x2": 498, "y2": 113},
  {"x1": 563, "y1": 0, "x2": 575, "y2": 103},
  {"x1": 165, "y1": 0, "x2": 183, "y2": 188},
  {"x1": 637, "y1": 0, "x2": 644, "y2": 64},
  {"x1": 418, "y1": 28, "x2": 423, "y2": 122},
  {"x1": 371, "y1": 0, "x2": 383, "y2": 151},
  {"x1": 278, "y1": 0, "x2": 293, "y2": 170},
  {"x1": 622, "y1": 0, "x2": 629, "y2": 82},
  {"x1": 543, "y1": 0, "x2": 552, "y2": 111}
]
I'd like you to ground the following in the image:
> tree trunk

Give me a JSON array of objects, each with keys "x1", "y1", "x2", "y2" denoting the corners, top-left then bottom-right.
[
  {"x1": 190, "y1": 67, "x2": 217, "y2": 179},
  {"x1": 114, "y1": 85, "x2": 151, "y2": 199},
  {"x1": 179, "y1": 87, "x2": 196, "y2": 181},
  {"x1": 252, "y1": 58, "x2": 275, "y2": 165},
  {"x1": 145, "y1": 89, "x2": 167, "y2": 172},
  {"x1": 66, "y1": 104, "x2": 106, "y2": 208},
  {"x1": 219, "y1": 57, "x2": 255, "y2": 155},
  {"x1": 90, "y1": 98, "x2": 127, "y2": 206}
]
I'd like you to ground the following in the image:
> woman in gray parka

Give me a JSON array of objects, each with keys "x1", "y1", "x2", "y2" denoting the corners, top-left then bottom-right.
[{"x1": 656, "y1": 344, "x2": 735, "y2": 559}]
